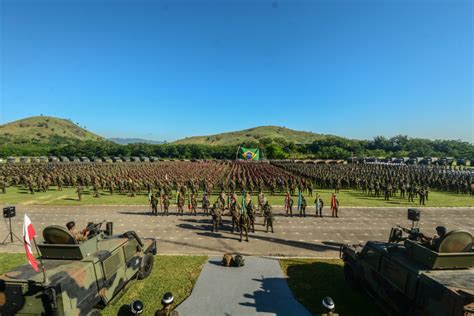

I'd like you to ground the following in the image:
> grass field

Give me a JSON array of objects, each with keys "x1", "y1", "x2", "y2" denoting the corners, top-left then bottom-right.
[
  {"x1": 1, "y1": 186, "x2": 473, "y2": 208},
  {"x1": 280, "y1": 258, "x2": 381, "y2": 315},
  {"x1": 0, "y1": 253, "x2": 206, "y2": 315}
]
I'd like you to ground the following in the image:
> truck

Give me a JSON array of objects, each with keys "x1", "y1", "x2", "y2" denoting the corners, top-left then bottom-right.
[
  {"x1": 340, "y1": 209, "x2": 474, "y2": 315},
  {"x1": 0, "y1": 222, "x2": 157, "y2": 315}
]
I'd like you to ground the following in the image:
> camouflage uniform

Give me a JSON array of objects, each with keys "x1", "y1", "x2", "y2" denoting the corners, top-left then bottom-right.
[
  {"x1": 163, "y1": 195, "x2": 170, "y2": 216},
  {"x1": 210, "y1": 203, "x2": 222, "y2": 232},
  {"x1": 262, "y1": 202, "x2": 274, "y2": 233}
]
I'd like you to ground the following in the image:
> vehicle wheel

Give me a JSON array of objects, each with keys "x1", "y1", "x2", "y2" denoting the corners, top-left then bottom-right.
[
  {"x1": 343, "y1": 264, "x2": 361, "y2": 290},
  {"x1": 86, "y1": 308, "x2": 101, "y2": 316},
  {"x1": 137, "y1": 253, "x2": 154, "y2": 279}
]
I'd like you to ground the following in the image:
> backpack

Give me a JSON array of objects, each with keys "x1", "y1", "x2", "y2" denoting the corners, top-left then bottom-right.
[
  {"x1": 222, "y1": 253, "x2": 234, "y2": 267},
  {"x1": 233, "y1": 254, "x2": 245, "y2": 267}
]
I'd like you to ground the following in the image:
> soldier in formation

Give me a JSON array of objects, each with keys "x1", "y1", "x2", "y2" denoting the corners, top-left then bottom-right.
[{"x1": 299, "y1": 195, "x2": 307, "y2": 217}]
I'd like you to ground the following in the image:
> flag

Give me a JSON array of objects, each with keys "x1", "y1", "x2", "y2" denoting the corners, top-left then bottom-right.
[
  {"x1": 240, "y1": 147, "x2": 260, "y2": 161},
  {"x1": 23, "y1": 214, "x2": 39, "y2": 272}
]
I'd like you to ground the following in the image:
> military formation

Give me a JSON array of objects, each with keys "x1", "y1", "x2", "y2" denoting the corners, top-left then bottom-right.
[{"x1": 274, "y1": 162, "x2": 473, "y2": 199}]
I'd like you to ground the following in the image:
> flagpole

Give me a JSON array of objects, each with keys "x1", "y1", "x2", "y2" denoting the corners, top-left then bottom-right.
[{"x1": 32, "y1": 237, "x2": 49, "y2": 285}]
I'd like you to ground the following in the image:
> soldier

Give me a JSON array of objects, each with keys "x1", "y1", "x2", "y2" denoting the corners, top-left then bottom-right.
[
  {"x1": 76, "y1": 185, "x2": 83, "y2": 201},
  {"x1": 177, "y1": 191, "x2": 185, "y2": 215},
  {"x1": 66, "y1": 221, "x2": 89, "y2": 242},
  {"x1": 190, "y1": 193, "x2": 197, "y2": 216},
  {"x1": 151, "y1": 193, "x2": 158, "y2": 216},
  {"x1": 421, "y1": 226, "x2": 447, "y2": 251},
  {"x1": 0, "y1": 178, "x2": 5, "y2": 194},
  {"x1": 155, "y1": 292, "x2": 179, "y2": 316},
  {"x1": 418, "y1": 188, "x2": 426, "y2": 206},
  {"x1": 210, "y1": 202, "x2": 222, "y2": 232},
  {"x1": 229, "y1": 197, "x2": 240, "y2": 233},
  {"x1": 262, "y1": 201, "x2": 274, "y2": 233},
  {"x1": 407, "y1": 186, "x2": 415, "y2": 202},
  {"x1": 331, "y1": 193, "x2": 339, "y2": 218},
  {"x1": 202, "y1": 192, "x2": 209, "y2": 216},
  {"x1": 239, "y1": 211, "x2": 249, "y2": 242},
  {"x1": 285, "y1": 192, "x2": 294, "y2": 217},
  {"x1": 300, "y1": 195, "x2": 307, "y2": 217},
  {"x1": 315, "y1": 194, "x2": 324, "y2": 217},
  {"x1": 92, "y1": 182, "x2": 100, "y2": 198},
  {"x1": 257, "y1": 190, "x2": 265, "y2": 213},
  {"x1": 163, "y1": 194, "x2": 170, "y2": 216},
  {"x1": 246, "y1": 200, "x2": 256, "y2": 233}
]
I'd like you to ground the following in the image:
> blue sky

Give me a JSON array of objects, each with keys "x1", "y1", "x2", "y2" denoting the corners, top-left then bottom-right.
[{"x1": 1, "y1": 0, "x2": 472, "y2": 142}]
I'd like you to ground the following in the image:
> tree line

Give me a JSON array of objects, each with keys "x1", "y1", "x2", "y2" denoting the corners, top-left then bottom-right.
[{"x1": 0, "y1": 135, "x2": 472, "y2": 159}]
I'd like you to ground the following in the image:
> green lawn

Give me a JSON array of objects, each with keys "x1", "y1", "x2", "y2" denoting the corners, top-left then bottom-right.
[
  {"x1": 0, "y1": 253, "x2": 206, "y2": 315},
  {"x1": 280, "y1": 258, "x2": 381, "y2": 316},
  {"x1": 1, "y1": 186, "x2": 473, "y2": 207}
]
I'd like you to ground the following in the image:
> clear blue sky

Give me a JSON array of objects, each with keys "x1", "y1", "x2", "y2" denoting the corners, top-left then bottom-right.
[{"x1": 1, "y1": 0, "x2": 472, "y2": 142}]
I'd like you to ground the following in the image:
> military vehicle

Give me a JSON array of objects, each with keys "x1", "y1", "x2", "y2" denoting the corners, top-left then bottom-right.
[
  {"x1": 0, "y1": 222, "x2": 157, "y2": 316},
  {"x1": 340, "y1": 208, "x2": 474, "y2": 315}
]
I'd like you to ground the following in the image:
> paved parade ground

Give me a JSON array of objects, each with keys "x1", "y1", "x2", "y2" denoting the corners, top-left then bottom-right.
[
  {"x1": 176, "y1": 256, "x2": 311, "y2": 316},
  {"x1": 1, "y1": 205, "x2": 473, "y2": 257}
]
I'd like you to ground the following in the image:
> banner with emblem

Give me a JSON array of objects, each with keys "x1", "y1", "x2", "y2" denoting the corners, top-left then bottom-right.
[{"x1": 240, "y1": 147, "x2": 260, "y2": 161}]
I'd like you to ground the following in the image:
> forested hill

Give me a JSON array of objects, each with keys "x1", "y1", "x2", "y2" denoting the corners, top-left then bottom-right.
[
  {"x1": 1, "y1": 116, "x2": 472, "y2": 159},
  {"x1": 172, "y1": 126, "x2": 329, "y2": 146}
]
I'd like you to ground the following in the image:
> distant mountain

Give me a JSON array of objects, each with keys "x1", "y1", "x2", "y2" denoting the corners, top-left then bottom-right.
[
  {"x1": 172, "y1": 125, "x2": 332, "y2": 146},
  {"x1": 109, "y1": 138, "x2": 165, "y2": 145},
  {"x1": 0, "y1": 116, "x2": 104, "y2": 143}
]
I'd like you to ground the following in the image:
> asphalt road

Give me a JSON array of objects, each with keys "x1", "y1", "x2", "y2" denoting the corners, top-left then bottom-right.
[{"x1": 0, "y1": 205, "x2": 473, "y2": 257}]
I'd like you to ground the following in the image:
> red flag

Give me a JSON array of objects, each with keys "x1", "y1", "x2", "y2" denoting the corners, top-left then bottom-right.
[{"x1": 23, "y1": 214, "x2": 39, "y2": 272}]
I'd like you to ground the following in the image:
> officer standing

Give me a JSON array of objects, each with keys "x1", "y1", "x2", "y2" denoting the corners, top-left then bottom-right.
[
  {"x1": 151, "y1": 194, "x2": 158, "y2": 216},
  {"x1": 331, "y1": 193, "x2": 339, "y2": 218},
  {"x1": 300, "y1": 195, "x2": 307, "y2": 217},
  {"x1": 163, "y1": 194, "x2": 170, "y2": 216},
  {"x1": 262, "y1": 201, "x2": 274, "y2": 233},
  {"x1": 315, "y1": 194, "x2": 324, "y2": 217}
]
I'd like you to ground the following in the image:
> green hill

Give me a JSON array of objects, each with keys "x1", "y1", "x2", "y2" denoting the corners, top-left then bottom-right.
[
  {"x1": 0, "y1": 116, "x2": 104, "y2": 143},
  {"x1": 172, "y1": 126, "x2": 329, "y2": 146}
]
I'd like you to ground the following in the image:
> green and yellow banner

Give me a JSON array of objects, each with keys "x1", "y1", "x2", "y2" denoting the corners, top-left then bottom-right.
[{"x1": 241, "y1": 147, "x2": 260, "y2": 161}]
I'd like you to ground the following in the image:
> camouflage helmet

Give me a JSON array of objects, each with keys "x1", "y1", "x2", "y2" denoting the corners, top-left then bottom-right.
[
  {"x1": 130, "y1": 300, "x2": 144, "y2": 314},
  {"x1": 322, "y1": 296, "x2": 335, "y2": 310},
  {"x1": 162, "y1": 292, "x2": 174, "y2": 305}
]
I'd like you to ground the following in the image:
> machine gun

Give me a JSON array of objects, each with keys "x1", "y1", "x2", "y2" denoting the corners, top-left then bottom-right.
[
  {"x1": 388, "y1": 209, "x2": 426, "y2": 243},
  {"x1": 84, "y1": 220, "x2": 113, "y2": 238}
]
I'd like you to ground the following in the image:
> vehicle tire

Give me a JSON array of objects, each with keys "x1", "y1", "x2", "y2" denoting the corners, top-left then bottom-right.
[
  {"x1": 86, "y1": 308, "x2": 101, "y2": 316},
  {"x1": 137, "y1": 253, "x2": 154, "y2": 279},
  {"x1": 343, "y1": 264, "x2": 361, "y2": 290}
]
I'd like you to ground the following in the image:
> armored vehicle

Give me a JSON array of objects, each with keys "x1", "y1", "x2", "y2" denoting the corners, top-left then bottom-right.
[
  {"x1": 0, "y1": 222, "x2": 157, "y2": 316},
  {"x1": 340, "y1": 209, "x2": 474, "y2": 315}
]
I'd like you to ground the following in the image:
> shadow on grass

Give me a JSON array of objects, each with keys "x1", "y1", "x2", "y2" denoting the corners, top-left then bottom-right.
[{"x1": 283, "y1": 260, "x2": 382, "y2": 316}]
